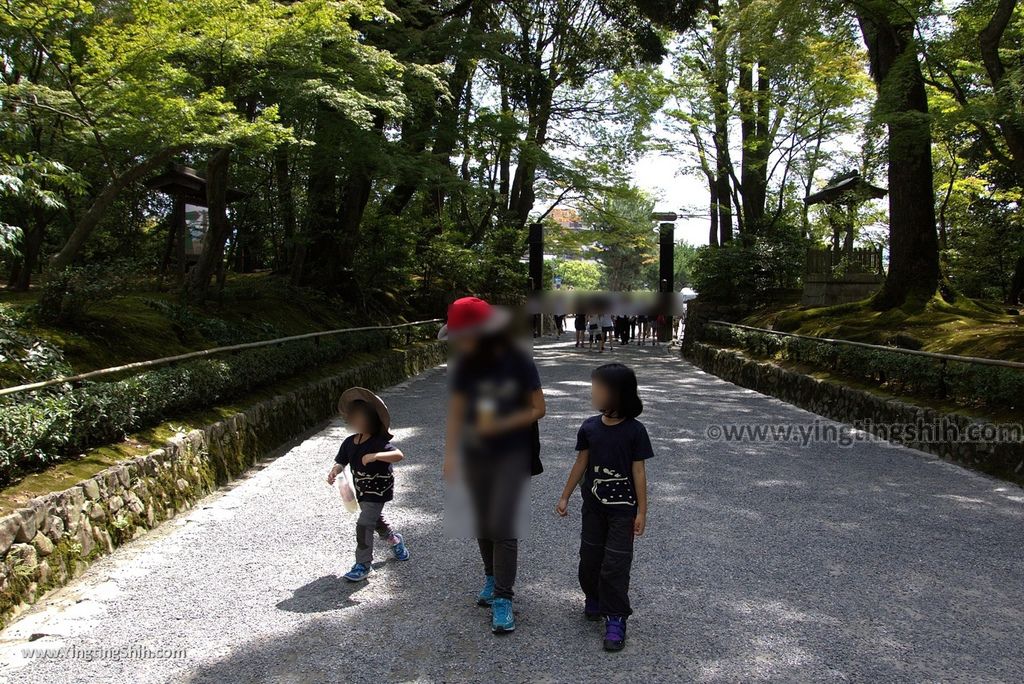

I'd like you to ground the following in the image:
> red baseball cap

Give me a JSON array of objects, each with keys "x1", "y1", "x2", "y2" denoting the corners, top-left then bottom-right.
[{"x1": 437, "y1": 296, "x2": 512, "y2": 340}]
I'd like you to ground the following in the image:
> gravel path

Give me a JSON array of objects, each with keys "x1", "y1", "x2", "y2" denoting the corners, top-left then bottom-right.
[{"x1": 1, "y1": 340, "x2": 1022, "y2": 683}]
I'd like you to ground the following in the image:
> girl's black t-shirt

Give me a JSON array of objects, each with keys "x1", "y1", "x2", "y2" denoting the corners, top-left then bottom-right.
[
  {"x1": 574, "y1": 415, "x2": 654, "y2": 515},
  {"x1": 335, "y1": 434, "x2": 396, "y2": 503}
]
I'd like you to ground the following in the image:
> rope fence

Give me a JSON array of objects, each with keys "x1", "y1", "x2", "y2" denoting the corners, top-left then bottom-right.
[
  {"x1": 0, "y1": 319, "x2": 444, "y2": 398},
  {"x1": 707, "y1": 321, "x2": 1024, "y2": 371}
]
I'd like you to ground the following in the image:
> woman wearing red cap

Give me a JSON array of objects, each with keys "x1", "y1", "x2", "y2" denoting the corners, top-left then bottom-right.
[{"x1": 440, "y1": 297, "x2": 546, "y2": 635}]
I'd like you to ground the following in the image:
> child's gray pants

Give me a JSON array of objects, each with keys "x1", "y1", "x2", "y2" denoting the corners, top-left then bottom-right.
[{"x1": 355, "y1": 501, "x2": 394, "y2": 564}]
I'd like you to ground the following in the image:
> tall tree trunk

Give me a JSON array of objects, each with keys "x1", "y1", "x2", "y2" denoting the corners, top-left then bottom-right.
[
  {"x1": 842, "y1": 205, "x2": 856, "y2": 258},
  {"x1": 978, "y1": 0, "x2": 1024, "y2": 179},
  {"x1": 857, "y1": 8, "x2": 939, "y2": 308},
  {"x1": 739, "y1": 58, "x2": 770, "y2": 236},
  {"x1": 12, "y1": 206, "x2": 47, "y2": 291},
  {"x1": 508, "y1": 75, "x2": 554, "y2": 228},
  {"x1": 291, "y1": 103, "x2": 339, "y2": 286},
  {"x1": 498, "y1": 71, "x2": 511, "y2": 206},
  {"x1": 708, "y1": 182, "x2": 720, "y2": 247},
  {"x1": 710, "y1": 0, "x2": 734, "y2": 243},
  {"x1": 49, "y1": 146, "x2": 183, "y2": 271},
  {"x1": 378, "y1": 99, "x2": 436, "y2": 219},
  {"x1": 752, "y1": 62, "x2": 770, "y2": 228},
  {"x1": 274, "y1": 143, "x2": 296, "y2": 271},
  {"x1": 738, "y1": 53, "x2": 755, "y2": 232},
  {"x1": 716, "y1": 169, "x2": 733, "y2": 244},
  {"x1": 333, "y1": 169, "x2": 373, "y2": 285},
  {"x1": 188, "y1": 147, "x2": 232, "y2": 301},
  {"x1": 301, "y1": 115, "x2": 384, "y2": 292},
  {"x1": 7, "y1": 258, "x2": 21, "y2": 288},
  {"x1": 802, "y1": 126, "x2": 824, "y2": 239},
  {"x1": 690, "y1": 124, "x2": 719, "y2": 247},
  {"x1": 424, "y1": 4, "x2": 488, "y2": 219},
  {"x1": 1008, "y1": 255, "x2": 1024, "y2": 305}
]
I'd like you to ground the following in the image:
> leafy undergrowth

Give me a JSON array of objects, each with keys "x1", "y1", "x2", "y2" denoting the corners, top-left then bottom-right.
[
  {"x1": 0, "y1": 273, "x2": 374, "y2": 386},
  {"x1": 741, "y1": 294, "x2": 1024, "y2": 362},
  {"x1": 0, "y1": 350, "x2": 383, "y2": 516}
]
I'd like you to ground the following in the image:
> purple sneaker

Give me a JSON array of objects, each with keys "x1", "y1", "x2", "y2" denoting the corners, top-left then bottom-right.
[
  {"x1": 584, "y1": 598, "x2": 601, "y2": 621},
  {"x1": 603, "y1": 616, "x2": 626, "y2": 651}
]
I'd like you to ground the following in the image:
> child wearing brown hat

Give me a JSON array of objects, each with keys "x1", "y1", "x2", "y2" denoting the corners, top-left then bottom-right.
[{"x1": 327, "y1": 387, "x2": 410, "y2": 581}]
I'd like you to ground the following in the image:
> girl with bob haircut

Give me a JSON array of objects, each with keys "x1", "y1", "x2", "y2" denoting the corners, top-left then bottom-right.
[
  {"x1": 556, "y1": 362, "x2": 654, "y2": 651},
  {"x1": 590, "y1": 362, "x2": 643, "y2": 418}
]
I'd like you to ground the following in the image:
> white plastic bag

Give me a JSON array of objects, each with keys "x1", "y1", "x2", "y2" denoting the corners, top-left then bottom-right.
[{"x1": 337, "y1": 466, "x2": 360, "y2": 514}]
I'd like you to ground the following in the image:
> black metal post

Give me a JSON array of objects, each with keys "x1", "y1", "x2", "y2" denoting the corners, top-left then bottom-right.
[
  {"x1": 658, "y1": 222, "x2": 674, "y2": 342},
  {"x1": 528, "y1": 222, "x2": 544, "y2": 337}
]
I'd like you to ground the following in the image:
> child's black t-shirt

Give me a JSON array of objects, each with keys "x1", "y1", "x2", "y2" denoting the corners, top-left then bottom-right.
[
  {"x1": 574, "y1": 415, "x2": 654, "y2": 515},
  {"x1": 335, "y1": 434, "x2": 396, "y2": 503}
]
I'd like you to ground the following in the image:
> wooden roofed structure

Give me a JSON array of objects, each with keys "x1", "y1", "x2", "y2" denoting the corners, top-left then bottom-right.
[{"x1": 146, "y1": 164, "x2": 246, "y2": 283}]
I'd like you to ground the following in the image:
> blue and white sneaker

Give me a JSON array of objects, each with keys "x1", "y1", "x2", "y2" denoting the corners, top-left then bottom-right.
[
  {"x1": 584, "y1": 597, "x2": 602, "y2": 621},
  {"x1": 491, "y1": 597, "x2": 515, "y2": 633},
  {"x1": 389, "y1": 533, "x2": 410, "y2": 561},
  {"x1": 343, "y1": 563, "x2": 374, "y2": 582},
  {"x1": 477, "y1": 575, "x2": 495, "y2": 606}
]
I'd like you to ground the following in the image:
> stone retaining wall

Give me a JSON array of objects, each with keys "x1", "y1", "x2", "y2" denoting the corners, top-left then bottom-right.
[
  {"x1": 686, "y1": 342, "x2": 1024, "y2": 485},
  {"x1": 0, "y1": 342, "x2": 447, "y2": 626}
]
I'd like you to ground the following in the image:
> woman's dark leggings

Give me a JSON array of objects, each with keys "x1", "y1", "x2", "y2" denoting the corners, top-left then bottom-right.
[
  {"x1": 579, "y1": 502, "x2": 635, "y2": 617},
  {"x1": 478, "y1": 538, "x2": 518, "y2": 599},
  {"x1": 464, "y1": 451, "x2": 528, "y2": 601}
]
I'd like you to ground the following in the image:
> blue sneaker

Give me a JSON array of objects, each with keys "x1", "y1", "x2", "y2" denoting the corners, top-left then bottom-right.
[
  {"x1": 343, "y1": 563, "x2": 374, "y2": 582},
  {"x1": 491, "y1": 597, "x2": 515, "y2": 633},
  {"x1": 603, "y1": 616, "x2": 626, "y2": 651},
  {"x1": 390, "y1": 533, "x2": 410, "y2": 561},
  {"x1": 477, "y1": 575, "x2": 495, "y2": 606},
  {"x1": 584, "y1": 597, "x2": 601, "y2": 621}
]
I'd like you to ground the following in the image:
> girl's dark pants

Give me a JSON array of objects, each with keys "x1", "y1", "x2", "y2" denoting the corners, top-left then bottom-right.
[
  {"x1": 579, "y1": 501, "x2": 634, "y2": 617},
  {"x1": 464, "y1": 449, "x2": 529, "y2": 600}
]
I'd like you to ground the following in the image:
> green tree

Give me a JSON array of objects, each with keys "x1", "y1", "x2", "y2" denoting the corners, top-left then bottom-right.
[
  {"x1": 662, "y1": 0, "x2": 870, "y2": 245},
  {"x1": 579, "y1": 186, "x2": 657, "y2": 291},
  {"x1": 925, "y1": 0, "x2": 1024, "y2": 302},
  {"x1": 547, "y1": 258, "x2": 603, "y2": 290}
]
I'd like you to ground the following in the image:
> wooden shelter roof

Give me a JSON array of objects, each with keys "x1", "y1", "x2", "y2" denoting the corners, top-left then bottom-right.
[
  {"x1": 146, "y1": 164, "x2": 247, "y2": 205},
  {"x1": 804, "y1": 170, "x2": 887, "y2": 206}
]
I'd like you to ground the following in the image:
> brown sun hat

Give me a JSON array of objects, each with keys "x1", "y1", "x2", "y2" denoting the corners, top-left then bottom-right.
[{"x1": 338, "y1": 387, "x2": 392, "y2": 437}]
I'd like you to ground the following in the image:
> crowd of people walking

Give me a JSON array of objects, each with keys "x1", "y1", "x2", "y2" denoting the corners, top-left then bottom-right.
[{"x1": 572, "y1": 311, "x2": 664, "y2": 351}]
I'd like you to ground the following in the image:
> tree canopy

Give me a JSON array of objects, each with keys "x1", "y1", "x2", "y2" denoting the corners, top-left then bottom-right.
[{"x1": 1, "y1": 0, "x2": 1021, "y2": 313}]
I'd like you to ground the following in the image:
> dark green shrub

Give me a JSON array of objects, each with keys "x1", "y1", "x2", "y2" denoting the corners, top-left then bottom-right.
[
  {"x1": 691, "y1": 227, "x2": 807, "y2": 305},
  {"x1": 0, "y1": 305, "x2": 71, "y2": 384},
  {"x1": 704, "y1": 322, "x2": 1022, "y2": 411},
  {"x1": 0, "y1": 325, "x2": 438, "y2": 486},
  {"x1": 36, "y1": 261, "x2": 134, "y2": 325}
]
